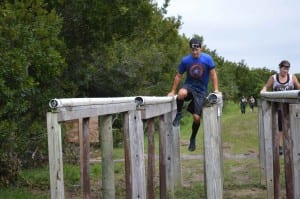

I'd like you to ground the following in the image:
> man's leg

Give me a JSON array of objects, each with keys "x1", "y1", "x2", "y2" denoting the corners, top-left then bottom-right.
[
  {"x1": 279, "y1": 132, "x2": 283, "y2": 155},
  {"x1": 278, "y1": 110, "x2": 283, "y2": 155},
  {"x1": 173, "y1": 88, "x2": 187, "y2": 127},
  {"x1": 188, "y1": 119, "x2": 200, "y2": 151}
]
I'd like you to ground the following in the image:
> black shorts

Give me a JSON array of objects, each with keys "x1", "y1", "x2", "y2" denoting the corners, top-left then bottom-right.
[{"x1": 183, "y1": 87, "x2": 206, "y2": 115}]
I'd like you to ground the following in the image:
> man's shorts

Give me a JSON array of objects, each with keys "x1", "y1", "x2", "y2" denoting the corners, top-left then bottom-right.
[{"x1": 183, "y1": 86, "x2": 206, "y2": 116}]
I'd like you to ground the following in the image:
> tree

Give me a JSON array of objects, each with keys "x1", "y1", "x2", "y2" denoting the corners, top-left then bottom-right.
[
  {"x1": 46, "y1": 0, "x2": 185, "y2": 97},
  {"x1": 0, "y1": 0, "x2": 66, "y2": 185}
]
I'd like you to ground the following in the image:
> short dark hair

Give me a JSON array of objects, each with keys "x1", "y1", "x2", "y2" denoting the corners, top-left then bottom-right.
[
  {"x1": 189, "y1": 38, "x2": 201, "y2": 48},
  {"x1": 279, "y1": 60, "x2": 290, "y2": 68}
]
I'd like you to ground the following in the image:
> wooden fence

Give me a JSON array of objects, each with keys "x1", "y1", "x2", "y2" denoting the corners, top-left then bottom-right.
[
  {"x1": 259, "y1": 90, "x2": 300, "y2": 199},
  {"x1": 47, "y1": 94, "x2": 223, "y2": 199}
]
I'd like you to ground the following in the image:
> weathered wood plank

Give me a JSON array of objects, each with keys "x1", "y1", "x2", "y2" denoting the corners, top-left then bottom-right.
[
  {"x1": 272, "y1": 103, "x2": 280, "y2": 199},
  {"x1": 56, "y1": 103, "x2": 136, "y2": 122},
  {"x1": 165, "y1": 112, "x2": 175, "y2": 198},
  {"x1": 147, "y1": 118, "x2": 155, "y2": 199},
  {"x1": 159, "y1": 113, "x2": 175, "y2": 199},
  {"x1": 159, "y1": 115, "x2": 167, "y2": 199},
  {"x1": 290, "y1": 104, "x2": 300, "y2": 199},
  {"x1": 124, "y1": 110, "x2": 146, "y2": 199},
  {"x1": 80, "y1": 118, "x2": 91, "y2": 199},
  {"x1": 100, "y1": 115, "x2": 115, "y2": 199},
  {"x1": 123, "y1": 113, "x2": 132, "y2": 199},
  {"x1": 172, "y1": 110, "x2": 182, "y2": 188},
  {"x1": 281, "y1": 103, "x2": 294, "y2": 199},
  {"x1": 203, "y1": 105, "x2": 223, "y2": 199},
  {"x1": 139, "y1": 101, "x2": 176, "y2": 119},
  {"x1": 47, "y1": 112, "x2": 65, "y2": 199},
  {"x1": 257, "y1": 99, "x2": 266, "y2": 185},
  {"x1": 261, "y1": 100, "x2": 274, "y2": 199}
]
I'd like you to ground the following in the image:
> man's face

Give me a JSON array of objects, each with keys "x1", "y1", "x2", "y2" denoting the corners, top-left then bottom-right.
[{"x1": 191, "y1": 46, "x2": 201, "y2": 58}]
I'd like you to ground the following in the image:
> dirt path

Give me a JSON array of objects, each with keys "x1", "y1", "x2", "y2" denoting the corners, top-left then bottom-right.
[{"x1": 90, "y1": 152, "x2": 258, "y2": 163}]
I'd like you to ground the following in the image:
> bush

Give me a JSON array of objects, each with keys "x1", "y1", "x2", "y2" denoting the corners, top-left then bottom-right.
[{"x1": 0, "y1": 152, "x2": 21, "y2": 186}]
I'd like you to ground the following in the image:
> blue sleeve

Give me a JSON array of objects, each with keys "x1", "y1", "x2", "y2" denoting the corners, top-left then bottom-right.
[
  {"x1": 178, "y1": 59, "x2": 186, "y2": 74},
  {"x1": 206, "y1": 54, "x2": 215, "y2": 70}
]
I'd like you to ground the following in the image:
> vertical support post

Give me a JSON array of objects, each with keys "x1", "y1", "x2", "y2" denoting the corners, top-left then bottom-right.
[
  {"x1": 147, "y1": 118, "x2": 155, "y2": 198},
  {"x1": 124, "y1": 110, "x2": 146, "y2": 199},
  {"x1": 203, "y1": 105, "x2": 223, "y2": 199},
  {"x1": 80, "y1": 118, "x2": 91, "y2": 199},
  {"x1": 290, "y1": 104, "x2": 300, "y2": 199},
  {"x1": 159, "y1": 115, "x2": 167, "y2": 198},
  {"x1": 261, "y1": 100, "x2": 274, "y2": 199},
  {"x1": 159, "y1": 112, "x2": 175, "y2": 199},
  {"x1": 47, "y1": 112, "x2": 65, "y2": 199},
  {"x1": 147, "y1": 118, "x2": 155, "y2": 199},
  {"x1": 258, "y1": 99, "x2": 266, "y2": 185},
  {"x1": 172, "y1": 109, "x2": 182, "y2": 188},
  {"x1": 272, "y1": 103, "x2": 280, "y2": 199},
  {"x1": 281, "y1": 103, "x2": 293, "y2": 199},
  {"x1": 100, "y1": 115, "x2": 115, "y2": 199}
]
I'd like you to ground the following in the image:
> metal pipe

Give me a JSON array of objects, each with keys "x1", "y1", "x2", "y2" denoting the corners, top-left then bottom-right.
[
  {"x1": 207, "y1": 93, "x2": 223, "y2": 104},
  {"x1": 49, "y1": 97, "x2": 136, "y2": 109},
  {"x1": 134, "y1": 96, "x2": 176, "y2": 106},
  {"x1": 206, "y1": 93, "x2": 223, "y2": 117},
  {"x1": 260, "y1": 90, "x2": 300, "y2": 99}
]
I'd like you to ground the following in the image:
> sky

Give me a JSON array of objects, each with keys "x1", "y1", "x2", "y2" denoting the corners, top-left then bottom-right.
[{"x1": 154, "y1": 0, "x2": 300, "y2": 74}]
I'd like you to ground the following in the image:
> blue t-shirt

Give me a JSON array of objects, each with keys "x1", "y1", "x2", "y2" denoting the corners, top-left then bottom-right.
[{"x1": 178, "y1": 52, "x2": 215, "y2": 94}]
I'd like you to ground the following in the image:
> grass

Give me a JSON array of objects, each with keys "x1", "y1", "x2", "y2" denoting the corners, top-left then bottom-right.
[
  {"x1": 0, "y1": 189, "x2": 46, "y2": 199},
  {"x1": 0, "y1": 101, "x2": 284, "y2": 198}
]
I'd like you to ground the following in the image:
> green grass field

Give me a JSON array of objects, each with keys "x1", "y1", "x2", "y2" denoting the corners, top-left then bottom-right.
[{"x1": 0, "y1": 102, "x2": 279, "y2": 198}]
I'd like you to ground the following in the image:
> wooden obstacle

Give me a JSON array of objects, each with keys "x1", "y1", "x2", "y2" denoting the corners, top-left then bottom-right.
[
  {"x1": 47, "y1": 95, "x2": 223, "y2": 199},
  {"x1": 259, "y1": 90, "x2": 300, "y2": 199}
]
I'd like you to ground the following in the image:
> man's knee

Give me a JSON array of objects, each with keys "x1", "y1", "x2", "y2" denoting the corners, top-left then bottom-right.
[
  {"x1": 193, "y1": 114, "x2": 201, "y2": 123},
  {"x1": 177, "y1": 88, "x2": 187, "y2": 100}
]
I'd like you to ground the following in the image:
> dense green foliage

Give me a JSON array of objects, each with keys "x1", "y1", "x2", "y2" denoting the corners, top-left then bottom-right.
[
  {"x1": 0, "y1": 0, "x2": 66, "y2": 185},
  {"x1": 0, "y1": 0, "x2": 288, "y2": 185}
]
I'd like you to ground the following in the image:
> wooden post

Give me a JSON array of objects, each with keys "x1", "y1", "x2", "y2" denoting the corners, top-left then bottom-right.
[
  {"x1": 100, "y1": 115, "x2": 115, "y2": 199},
  {"x1": 124, "y1": 110, "x2": 146, "y2": 199},
  {"x1": 159, "y1": 114, "x2": 167, "y2": 199},
  {"x1": 47, "y1": 112, "x2": 65, "y2": 199},
  {"x1": 258, "y1": 99, "x2": 266, "y2": 185},
  {"x1": 272, "y1": 103, "x2": 280, "y2": 199},
  {"x1": 147, "y1": 118, "x2": 155, "y2": 199},
  {"x1": 159, "y1": 113, "x2": 175, "y2": 199},
  {"x1": 80, "y1": 118, "x2": 91, "y2": 199},
  {"x1": 203, "y1": 105, "x2": 223, "y2": 199},
  {"x1": 290, "y1": 104, "x2": 300, "y2": 199},
  {"x1": 172, "y1": 109, "x2": 182, "y2": 188},
  {"x1": 281, "y1": 103, "x2": 293, "y2": 199},
  {"x1": 261, "y1": 100, "x2": 274, "y2": 199}
]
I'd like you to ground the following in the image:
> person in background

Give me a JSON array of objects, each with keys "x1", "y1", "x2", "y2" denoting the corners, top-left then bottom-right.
[
  {"x1": 240, "y1": 96, "x2": 247, "y2": 114},
  {"x1": 168, "y1": 37, "x2": 219, "y2": 152},
  {"x1": 249, "y1": 96, "x2": 255, "y2": 112},
  {"x1": 260, "y1": 60, "x2": 300, "y2": 155}
]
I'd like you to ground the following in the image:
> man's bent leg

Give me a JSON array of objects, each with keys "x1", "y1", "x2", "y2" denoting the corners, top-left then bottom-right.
[
  {"x1": 188, "y1": 116, "x2": 200, "y2": 151},
  {"x1": 172, "y1": 89, "x2": 187, "y2": 127}
]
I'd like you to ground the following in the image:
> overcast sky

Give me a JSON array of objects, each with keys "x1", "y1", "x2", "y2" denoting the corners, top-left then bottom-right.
[{"x1": 155, "y1": 0, "x2": 300, "y2": 74}]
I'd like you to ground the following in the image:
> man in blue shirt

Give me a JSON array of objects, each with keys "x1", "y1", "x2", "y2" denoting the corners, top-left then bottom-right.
[{"x1": 168, "y1": 37, "x2": 219, "y2": 151}]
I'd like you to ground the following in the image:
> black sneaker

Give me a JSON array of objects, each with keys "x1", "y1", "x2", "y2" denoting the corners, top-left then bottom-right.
[
  {"x1": 279, "y1": 146, "x2": 283, "y2": 156},
  {"x1": 172, "y1": 112, "x2": 183, "y2": 127},
  {"x1": 188, "y1": 138, "x2": 196, "y2": 152}
]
